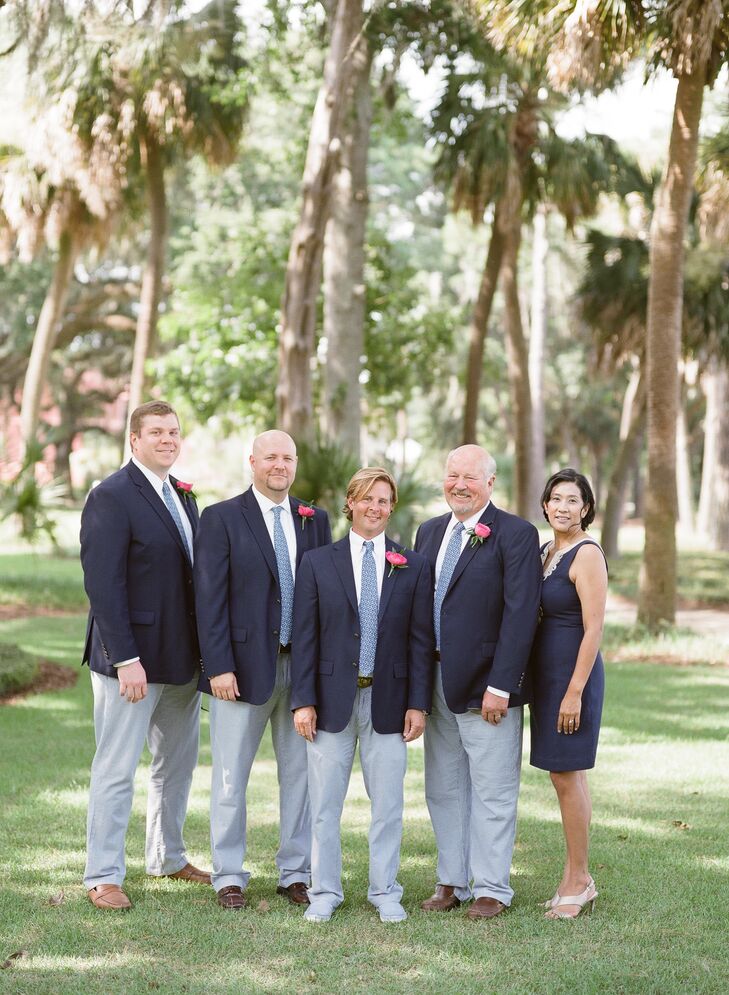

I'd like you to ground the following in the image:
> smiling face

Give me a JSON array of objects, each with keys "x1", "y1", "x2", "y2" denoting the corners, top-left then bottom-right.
[
  {"x1": 130, "y1": 413, "x2": 181, "y2": 478},
  {"x1": 250, "y1": 430, "x2": 297, "y2": 502},
  {"x1": 348, "y1": 479, "x2": 393, "y2": 540},
  {"x1": 443, "y1": 445, "x2": 495, "y2": 521},
  {"x1": 544, "y1": 481, "x2": 587, "y2": 538}
]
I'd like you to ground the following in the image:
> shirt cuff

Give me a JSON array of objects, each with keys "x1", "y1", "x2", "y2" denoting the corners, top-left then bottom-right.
[
  {"x1": 487, "y1": 686, "x2": 510, "y2": 700},
  {"x1": 114, "y1": 657, "x2": 140, "y2": 669}
]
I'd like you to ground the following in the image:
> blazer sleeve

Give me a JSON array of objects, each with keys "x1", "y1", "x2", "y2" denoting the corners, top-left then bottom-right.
[
  {"x1": 80, "y1": 485, "x2": 138, "y2": 664},
  {"x1": 193, "y1": 505, "x2": 236, "y2": 679},
  {"x1": 407, "y1": 557, "x2": 435, "y2": 712},
  {"x1": 290, "y1": 552, "x2": 320, "y2": 711},
  {"x1": 488, "y1": 522, "x2": 542, "y2": 694}
]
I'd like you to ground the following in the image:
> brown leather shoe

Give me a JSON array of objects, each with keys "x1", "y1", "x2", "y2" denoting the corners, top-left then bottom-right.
[
  {"x1": 421, "y1": 885, "x2": 461, "y2": 912},
  {"x1": 466, "y1": 897, "x2": 507, "y2": 920},
  {"x1": 88, "y1": 884, "x2": 132, "y2": 910},
  {"x1": 217, "y1": 885, "x2": 247, "y2": 910},
  {"x1": 165, "y1": 863, "x2": 212, "y2": 885},
  {"x1": 276, "y1": 882, "x2": 310, "y2": 905}
]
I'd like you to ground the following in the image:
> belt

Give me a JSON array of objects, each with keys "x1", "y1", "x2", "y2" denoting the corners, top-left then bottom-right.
[
  {"x1": 279, "y1": 643, "x2": 291, "y2": 654},
  {"x1": 434, "y1": 650, "x2": 441, "y2": 662},
  {"x1": 357, "y1": 676, "x2": 373, "y2": 688}
]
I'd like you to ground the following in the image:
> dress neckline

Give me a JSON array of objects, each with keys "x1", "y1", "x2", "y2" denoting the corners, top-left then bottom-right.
[{"x1": 541, "y1": 537, "x2": 596, "y2": 580}]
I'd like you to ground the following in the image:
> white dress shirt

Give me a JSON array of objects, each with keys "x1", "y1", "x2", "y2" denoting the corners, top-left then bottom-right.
[
  {"x1": 349, "y1": 528, "x2": 386, "y2": 601},
  {"x1": 251, "y1": 485, "x2": 297, "y2": 580},
  {"x1": 434, "y1": 502, "x2": 508, "y2": 701},
  {"x1": 115, "y1": 457, "x2": 195, "y2": 669}
]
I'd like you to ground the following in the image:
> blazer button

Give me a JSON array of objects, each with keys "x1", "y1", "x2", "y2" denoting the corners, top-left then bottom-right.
[
  {"x1": 354, "y1": 632, "x2": 360, "y2": 638},
  {"x1": 276, "y1": 598, "x2": 281, "y2": 605},
  {"x1": 352, "y1": 661, "x2": 358, "y2": 668},
  {"x1": 273, "y1": 629, "x2": 279, "y2": 636}
]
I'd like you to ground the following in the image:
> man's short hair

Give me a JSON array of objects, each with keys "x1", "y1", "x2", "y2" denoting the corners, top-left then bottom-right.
[
  {"x1": 342, "y1": 467, "x2": 398, "y2": 522},
  {"x1": 129, "y1": 401, "x2": 180, "y2": 436}
]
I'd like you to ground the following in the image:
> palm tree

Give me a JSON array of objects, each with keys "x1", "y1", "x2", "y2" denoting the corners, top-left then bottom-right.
[{"x1": 475, "y1": 0, "x2": 729, "y2": 628}]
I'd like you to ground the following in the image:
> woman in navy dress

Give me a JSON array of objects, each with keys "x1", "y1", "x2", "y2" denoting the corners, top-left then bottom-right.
[{"x1": 530, "y1": 469, "x2": 607, "y2": 919}]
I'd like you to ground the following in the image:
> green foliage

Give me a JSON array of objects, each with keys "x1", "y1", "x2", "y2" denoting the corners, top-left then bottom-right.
[
  {"x1": 382, "y1": 465, "x2": 437, "y2": 548},
  {"x1": 0, "y1": 640, "x2": 39, "y2": 696},
  {"x1": 0, "y1": 443, "x2": 63, "y2": 547},
  {"x1": 292, "y1": 437, "x2": 360, "y2": 528},
  {"x1": 0, "y1": 553, "x2": 87, "y2": 612}
]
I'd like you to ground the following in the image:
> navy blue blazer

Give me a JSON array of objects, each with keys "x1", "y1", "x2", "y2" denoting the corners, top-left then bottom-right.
[
  {"x1": 290, "y1": 535, "x2": 435, "y2": 735},
  {"x1": 415, "y1": 503, "x2": 541, "y2": 713},
  {"x1": 194, "y1": 487, "x2": 332, "y2": 702},
  {"x1": 80, "y1": 461, "x2": 200, "y2": 685}
]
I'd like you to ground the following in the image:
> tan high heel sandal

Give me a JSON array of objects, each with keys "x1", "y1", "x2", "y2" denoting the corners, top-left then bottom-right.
[{"x1": 544, "y1": 877, "x2": 597, "y2": 919}]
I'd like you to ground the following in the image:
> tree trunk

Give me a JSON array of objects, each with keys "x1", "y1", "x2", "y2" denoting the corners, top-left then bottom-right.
[
  {"x1": 501, "y1": 208, "x2": 534, "y2": 519},
  {"x1": 19, "y1": 229, "x2": 77, "y2": 453},
  {"x1": 601, "y1": 367, "x2": 646, "y2": 559},
  {"x1": 461, "y1": 201, "x2": 506, "y2": 445},
  {"x1": 322, "y1": 30, "x2": 372, "y2": 460},
  {"x1": 637, "y1": 70, "x2": 705, "y2": 630},
  {"x1": 125, "y1": 133, "x2": 167, "y2": 453},
  {"x1": 675, "y1": 372, "x2": 694, "y2": 531},
  {"x1": 698, "y1": 360, "x2": 729, "y2": 550},
  {"x1": 277, "y1": 0, "x2": 363, "y2": 439},
  {"x1": 529, "y1": 203, "x2": 548, "y2": 499}
]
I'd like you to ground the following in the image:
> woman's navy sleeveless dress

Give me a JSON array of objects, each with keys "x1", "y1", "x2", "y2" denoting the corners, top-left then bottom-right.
[{"x1": 529, "y1": 539, "x2": 605, "y2": 772}]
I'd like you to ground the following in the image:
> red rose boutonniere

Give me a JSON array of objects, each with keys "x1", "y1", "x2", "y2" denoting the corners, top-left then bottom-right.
[
  {"x1": 466, "y1": 522, "x2": 491, "y2": 547},
  {"x1": 175, "y1": 480, "x2": 195, "y2": 501},
  {"x1": 297, "y1": 503, "x2": 316, "y2": 530},
  {"x1": 385, "y1": 550, "x2": 408, "y2": 577}
]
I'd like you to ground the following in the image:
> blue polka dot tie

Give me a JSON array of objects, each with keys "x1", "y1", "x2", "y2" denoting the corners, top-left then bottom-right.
[
  {"x1": 434, "y1": 521, "x2": 464, "y2": 650},
  {"x1": 272, "y1": 505, "x2": 294, "y2": 646},
  {"x1": 161, "y1": 480, "x2": 192, "y2": 563},
  {"x1": 358, "y1": 540, "x2": 379, "y2": 677}
]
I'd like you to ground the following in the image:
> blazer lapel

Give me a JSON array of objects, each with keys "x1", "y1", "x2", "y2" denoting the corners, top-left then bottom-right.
[
  {"x1": 239, "y1": 487, "x2": 279, "y2": 582},
  {"x1": 378, "y1": 537, "x2": 401, "y2": 622},
  {"x1": 169, "y1": 474, "x2": 199, "y2": 535},
  {"x1": 423, "y1": 514, "x2": 449, "y2": 568},
  {"x1": 127, "y1": 461, "x2": 190, "y2": 559},
  {"x1": 332, "y1": 537, "x2": 359, "y2": 616},
  {"x1": 289, "y1": 496, "x2": 307, "y2": 567},
  {"x1": 446, "y1": 503, "x2": 498, "y2": 595}
]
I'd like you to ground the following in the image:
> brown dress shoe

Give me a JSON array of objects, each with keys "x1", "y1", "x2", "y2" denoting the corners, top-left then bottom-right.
[
  {"x1": 164, "y1": 863, "x2": 212, "y2": 885},
  {"x1": 466, "y1": 897, "x2": 506, "y2": 920},
  {"x1": 88, "y1": 884, "x2": 132, "y2": 910},
  {"x1": 217, "y1": 885, "x2": 247, "y2": 910},
  {"x1": 421, "y1": 885, "x2": 461, "y2": 912},
  {"x1": 276, "y1": 882, "x2": 310, "y2": 905}
]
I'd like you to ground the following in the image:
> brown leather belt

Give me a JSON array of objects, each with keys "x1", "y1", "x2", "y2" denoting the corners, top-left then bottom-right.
[
  {"x1": 434, "y1": 650, "x2": 441, "y2": 662},
  {"x1": 357, "y1": 676, "x2": 373, "y2": 688},
  {"x1": 279, "y1": 643, "x2": 291, "y2": 654}
]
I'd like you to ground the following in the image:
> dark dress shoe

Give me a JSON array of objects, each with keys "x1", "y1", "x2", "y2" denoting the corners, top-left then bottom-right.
[
  {"x1": 276, "y1": 882, "x2": 310, "y2": 905},
  {"x1": 421, "y1": 885, "x2": 461, "y2": 912},
  {"x1": 165, "y1": 863, "x2": 212, "y2": 885},
  {"x1": 466, "y1": 897, "x2": 506, "y2": 920},
  {"x1": 217, "y1": 885, "x2": 247, "y2": 910},
  {"x1": 88, "y1": 884, "x2": 132, "y2": 910}
]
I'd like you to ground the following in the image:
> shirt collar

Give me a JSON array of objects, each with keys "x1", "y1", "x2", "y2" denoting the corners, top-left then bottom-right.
[
  {"x1": 251, "y1": 484, "x2": 291, "y2": 518},
  {"x1": 448, "y1": 502, "x2": 490, "y2": 534},
  {"x1": 349, "y1": 528, "x2": 387, "y2": 555},
  {"x1": 131, "y1": 455, "x2": 168, "y2": 496}
]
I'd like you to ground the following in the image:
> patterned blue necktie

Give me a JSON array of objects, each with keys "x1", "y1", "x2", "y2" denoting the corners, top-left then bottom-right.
[
  {"x1": 272, "y1": 505, "x2": 294, "y2": 646},
  {"x1": 358, "y1": 539, "x2": 379, "y2": 677},
  {"x1": 434, "y1": 521, "x2": 465, "y2": 649},
  {"x1": 161, "y1": 480, "x2": 192, "y2": 563}
]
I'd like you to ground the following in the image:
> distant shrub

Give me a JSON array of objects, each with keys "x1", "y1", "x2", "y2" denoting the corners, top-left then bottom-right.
[{"x1": 0, "y1": 643, "x2": 39, "y2": 696}]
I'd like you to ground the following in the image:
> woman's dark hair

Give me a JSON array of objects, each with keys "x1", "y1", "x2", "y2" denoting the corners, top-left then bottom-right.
[{"x1": 541, "y1": 468, "x2": 596, "y2": 530}]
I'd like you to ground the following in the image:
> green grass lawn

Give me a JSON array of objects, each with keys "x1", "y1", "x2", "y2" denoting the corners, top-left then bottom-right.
[
  {"x1": 1, "y1": 613, "x2": 728, "y2": 994},
  {"x1": 607, "y1": 549, "x2": 729, "y2": 609},
  {"x1": 0, "y1": 554, "x2": 86, "y2": 613}
]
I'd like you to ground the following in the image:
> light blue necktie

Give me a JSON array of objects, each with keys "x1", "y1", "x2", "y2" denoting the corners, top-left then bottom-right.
[
  {"x1": 161, "y1": 480, "x2": 192, "y2": 562},
  {"x1": 272, "y1": 505, "x2": 294, "y2": 646},
  {"x1": 434, "y1": 522, "x2": 464, "y2": 649},
  {"x1": 358, "y1": 540, "x2": 379, "y2": 677}
]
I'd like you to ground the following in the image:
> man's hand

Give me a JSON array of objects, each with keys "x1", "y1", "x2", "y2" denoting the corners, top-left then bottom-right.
[
  {"x1": 402, "y1": 709, "x2": 426, "y2": 743},
  {"x1": 481, "y1": 690, "x2": 508, "y2": 725},
  {"x1": 294, "y1": 706, "x2": 317, "y2": 742},
  {"x1": 210, "y1": 672, "x2": 239, "y2": 701},
  {"x1": 118, "y1": 660, "x2": 148, "y2": 703}
]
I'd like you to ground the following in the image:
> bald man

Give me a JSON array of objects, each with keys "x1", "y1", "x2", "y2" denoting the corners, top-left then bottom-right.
[
  {"x1": 415, "y1": 446, "x2": 541, "y2": 919},
  {"x1": 194, "y1": 431, "x2": 332, "y2": 909}
]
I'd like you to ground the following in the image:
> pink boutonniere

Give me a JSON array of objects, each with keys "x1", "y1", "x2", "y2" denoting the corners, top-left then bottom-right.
[
  {"x1": 297, "y1": 503, "x2": 316, "y2": 530},
  {"x1": 175, "y1": 480, "x2": 195, "y2": 500},
  {"x1": 385, "y1": 550, "x2": 408, "y2": 577},
  {"x1": 466, "y1": 522, "x2": 491, "y2": 547}
]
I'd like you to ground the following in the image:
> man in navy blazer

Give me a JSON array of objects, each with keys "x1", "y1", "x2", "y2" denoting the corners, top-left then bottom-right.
[
  {"x1": 415, "y1": 445, "x2": 541, "y2": 920},
  {"x1": 291, "y1": 467, "x2": 434, "y2": 924},
  {"x1": 80, "y1": 400, "x2": 209, "y2": 911},
  {"x1": 194, "y1": 430, "x2": 331, "y2": 909}
]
